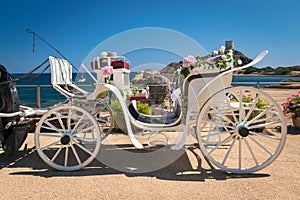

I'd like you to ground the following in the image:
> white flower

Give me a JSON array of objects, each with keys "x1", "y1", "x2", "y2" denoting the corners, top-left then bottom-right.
[
  {"x1": 213, "y1": 51, "x2": 218, "y2": 56},
  {"x1": 227, "y1": 62, "x2": 234, "y2": 68},
  {"x1": 238, "y1": 59, "x2": 242, "y2": 65},
  {"x1": 227, "y1": 51, "x2": 233, "y2": 57},
  {"x1": 221, "y1": 55, "x2": 227, "y2": 60},
  {"x1": 220, "y1": 46, "x2": 225, "y2": 54}
]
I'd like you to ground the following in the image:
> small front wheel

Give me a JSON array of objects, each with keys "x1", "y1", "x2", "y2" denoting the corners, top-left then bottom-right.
[
  {"x1": 35, "y1": 104, "x2": 101, "y2": 171},
  {"x1": 196, "y1": 86, "x2": 286, "y2": 174}
]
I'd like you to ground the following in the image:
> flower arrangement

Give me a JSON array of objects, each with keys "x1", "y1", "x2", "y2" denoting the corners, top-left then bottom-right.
[
  {"x1": 179, "y1": 46, "x2": 242, "y2": 77},
  {"x1": 101, "y1": 65, "x2": 114, "y2": 83},
  {"x1": 281, "y1": 91, "x2": 300, "y2": 119},
  {"x1": 130, "y1": 85, "x2": 149, "y2": 96}
]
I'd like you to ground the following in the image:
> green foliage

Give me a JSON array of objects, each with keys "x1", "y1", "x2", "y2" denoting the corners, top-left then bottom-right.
[
  {"x1": 261, "y1": 66, "x2": 274, "y2": 73},
  {"x1": 242, "y1": 96, "x2": 252, "y2": 103},
  {"x1": 111, "y1": 100, "x2": 123, "y2": 113},
  {"x1": 289, "y1": 66, "x2": 300, "y2": 71},
  {"x1": 231, "y1": 96, "x2": 268, "y2": 109},
  {"x1": 136, "y1": 101, "x2": 152, "y2": 115},
  {"x1": 274, "y1": 67, "x2": 290, "y2": 75},
  {"x1": 243, "y1": 66, "x2": 260, "y2": 74},
  {"x1": 256, "y1": 99, "x2": 268, "y2": 109}
]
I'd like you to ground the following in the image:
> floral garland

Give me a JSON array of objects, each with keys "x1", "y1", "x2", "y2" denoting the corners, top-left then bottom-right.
[
  {"x1": 130, "y1": 85, "x2": 149, "y2": 96},
  {"x1": 179, "y1": 46, "x2": 242, "y2": 77}
]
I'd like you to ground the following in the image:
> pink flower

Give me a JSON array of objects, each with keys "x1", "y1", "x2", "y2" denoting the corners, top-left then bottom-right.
[
  {"x1": 101, "y1": 66, "x2": 114, "y2": 77},
  {"x1": 183, "y1": 55, "x2": 196, "y2": 68},
  {"x1": 296, "y1": 117, "x2": 300, "y2": 120}
]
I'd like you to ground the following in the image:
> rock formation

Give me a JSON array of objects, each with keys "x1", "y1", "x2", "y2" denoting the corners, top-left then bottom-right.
[{"x1": 131, "y1": 69, "x2": 171, "y2": 106}]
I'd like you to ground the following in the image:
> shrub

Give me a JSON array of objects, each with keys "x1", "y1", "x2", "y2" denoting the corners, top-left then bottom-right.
[
  {"x1": 274, "y1": 67, "x2": 290, "y2": 75},
  {"x1": 137, "y1": 101, "x2": 152, "y2": 115}
]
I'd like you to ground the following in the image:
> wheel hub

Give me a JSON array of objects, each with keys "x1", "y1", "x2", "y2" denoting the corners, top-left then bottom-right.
[
  {"x1": 61, "y1": 134, "x2": 71, "y2": 145},
  {"x1": 238, "y1": 125, "x2": 249, "y2": 137}
]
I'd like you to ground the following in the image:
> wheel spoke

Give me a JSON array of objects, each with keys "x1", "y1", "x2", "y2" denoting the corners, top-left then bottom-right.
[
  {"x1": 70, "y1": 114, "x2": 86, "y2": 134},
  {"x1": 64, "y1": 146, "x2": 69, "y2": 167},
  {"x1": 248, "y1": 115, "x2": 277, "y2": 125},
  {"x1": 249, "y1": 131, "x2": 281, "y2": 140},
  {"x1": 54, "y1": 111, "x2": 66, "y2": 132},
  {"x1": 238, "y1": 88, "x2": 243, "y2": 123},
  {"x1": 249, "y1": 135, "x2": 273, "y2": 156},
  {"x1": 41, "y1": 125, "x2": 62, "y2": 132},
  {"x1": 77, "y1": 125, "x2": 95, "y2": 134},
  {"x1": 73, "y1": 136, "x2": 98, "y2": 142},
  {"x1": 51, "y1": 146, "x2": 63, "y2": 162},
  {"x1": 201, "y1": 129, "x2": 236, "y2": 139},
  {"x1": 242, "y1": 94, "x2": 260, "y2": 124},
  {"x1": 67, "y1": 108, "x2": 71, "y2": 131},
  {"x1": 244, "y1": 138, "x2": 259, "y2": 165},
  {"x1": 246, "y1": 105, "x2": 274, "y2": 126},
  {"x1": 39, "y1": 133, "x2": 62, "y2": 138},
  {"x1": 202, "y1": 120, "x2": 235, "y2": 129},
  {"x1": 70, "y1": 143, "x2": 82, "y2": 165},
  {"x1": 239, "y1": 138, "x2": 242, "y2": 170},
  {"x1": 225, "y1": 97, "x2": 239, "y2": 124},
  {"x1": 97, "y1": 118, "x2": 110, "y2": 124},
  {"x1": 40, "y1": 140, "x2": 60, "y2": 151},
  {"x1": 73, "y1": 141, "x2": 93, "y2": 156},
  {"x1": 222, "y1": 136, "x2": 237, "y2": 165},
  {"x1": 210, "y1": 105, "x2": 235, "y2": 125},
  {"x1": 247, "y1": 120, "x2": 282, "y2": 130},
  {"x1": 207, "y1": 134, "x2": 234, "y2": 155},
  {"x1": 44, "y1": 120, "x2": 63, "y2": 133}
]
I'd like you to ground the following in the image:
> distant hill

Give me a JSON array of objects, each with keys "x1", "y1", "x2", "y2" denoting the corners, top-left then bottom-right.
[
  {"x1": 160, "y1": 49, "x2": 300, "y2": 76},
  {"x1": 235, "y1": 65, "x2": 300, "y2": 76}
]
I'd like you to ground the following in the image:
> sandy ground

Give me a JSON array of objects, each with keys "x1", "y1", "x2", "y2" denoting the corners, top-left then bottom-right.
[{"x1": 0, "y1": 88, "x2": 299, "y2": 200}]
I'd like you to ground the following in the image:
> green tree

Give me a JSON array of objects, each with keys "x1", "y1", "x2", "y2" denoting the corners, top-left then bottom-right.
[
  {"x1": 244, "y1": 66, "x2": 260, "y2": 74},
  {"x1": 274, "y1": 67, "x2": 290, "y2": 75}
]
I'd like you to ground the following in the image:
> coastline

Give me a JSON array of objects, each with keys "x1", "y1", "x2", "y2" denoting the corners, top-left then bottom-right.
[{"x1": 233, "y1": 73, "x2": 300, "y2": 77}]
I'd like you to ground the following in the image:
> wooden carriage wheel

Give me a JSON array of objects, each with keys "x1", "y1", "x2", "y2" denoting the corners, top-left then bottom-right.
[
  {"x1": 196, "y1": 86, "x2": 286, "y2": 174},
  {"x1": 35, "y1": 104, "x2": 101, "y2": 171}
]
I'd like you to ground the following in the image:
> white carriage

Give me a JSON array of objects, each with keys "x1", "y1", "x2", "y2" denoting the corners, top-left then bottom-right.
[{"x1": 1, "y1": 50, "x2": 287, "y2": 174}]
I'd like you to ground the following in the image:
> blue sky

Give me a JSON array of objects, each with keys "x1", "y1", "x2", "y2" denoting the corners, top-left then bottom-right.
[{"x1": 0, "y1": 0, "x2": 299, "y2": 73}]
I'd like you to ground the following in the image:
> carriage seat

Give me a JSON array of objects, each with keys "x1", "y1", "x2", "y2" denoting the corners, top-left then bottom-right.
[
  {"x1": 49, "y1": 56, "x2": 89, "y2": 98},
  {"x1": 183, "y1": 67, "x2": 232, "y2": 96},
  {"x1": 128, "y1": 103, "x2": 181, "y2": 125},
  {"x1": 111, "y1": 60, "x2": 130, "y2": 70}
]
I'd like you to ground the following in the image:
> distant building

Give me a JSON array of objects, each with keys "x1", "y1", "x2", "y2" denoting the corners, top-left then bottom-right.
[{"x1": 226, "y1": 40, "x2": 234, "y2": 50}]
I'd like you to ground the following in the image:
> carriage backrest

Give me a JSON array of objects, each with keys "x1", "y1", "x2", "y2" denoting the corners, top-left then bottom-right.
[{"x1": 49, "y1": 56, "x2": 73, "y2": 85}]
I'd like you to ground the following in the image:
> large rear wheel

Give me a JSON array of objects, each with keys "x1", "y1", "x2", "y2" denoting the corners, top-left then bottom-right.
[{"x1": 196, "y1": 86, "x2": 286, "y2": 174}]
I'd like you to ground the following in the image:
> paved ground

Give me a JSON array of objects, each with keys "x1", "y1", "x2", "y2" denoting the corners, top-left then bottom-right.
[
  {"x1": 0, "y1": 88, "x2": 299, "y2": 199},
  {"x1": 0, "y1": 131, "x2": 299, "y2": 200}
]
